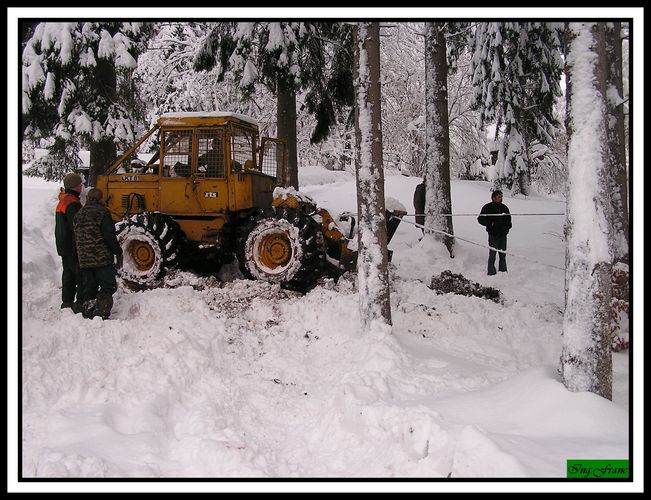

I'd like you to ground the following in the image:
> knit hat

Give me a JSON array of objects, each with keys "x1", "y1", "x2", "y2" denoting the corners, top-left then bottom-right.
[
  {"x1": 86, "y1": 188, "x2": 103, "y2": 203},
  {"x1": 63, "y1": 172, "x2": 83, "y2": 190}
]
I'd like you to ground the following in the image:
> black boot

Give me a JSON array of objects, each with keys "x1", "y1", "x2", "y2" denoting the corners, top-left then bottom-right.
[
  {"x1": 95, "y1": 292, "x2": 114, "y2": 320},
  {"x1": 81, "y1": 299, "x2": 97, "y2": 319}
]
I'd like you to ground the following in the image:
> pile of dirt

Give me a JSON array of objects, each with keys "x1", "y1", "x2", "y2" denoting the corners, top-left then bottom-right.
[{"x1": 429, "y1": 270, "x2": 502, "y2": 303}]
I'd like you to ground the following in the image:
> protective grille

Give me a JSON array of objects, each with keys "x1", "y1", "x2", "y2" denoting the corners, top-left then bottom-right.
[
  {"x1": 230, "y1": 127, "x2": 255, "y2": 173},
  {"x1": 162, "y1": 130, "x2": 193, "y2": 177},
  {"x1": 121, "y1": 193, "x2": 145, "y2": 212},
  {"x1": 197, "y1": 129, "x2": 225, "y2": 177},
  {"x1": 260, "y1": 140, "x2": 286, "y2": 182}
]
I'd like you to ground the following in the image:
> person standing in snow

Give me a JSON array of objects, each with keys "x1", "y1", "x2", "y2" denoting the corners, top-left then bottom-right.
[
  {"x1": 73, "y1": 188, "x2": 123, "y2": 319},
  {"x1": 477, "y1": 190, "x2": 512, "y2": 275},
  {"x1": 413, "y1": 179, "x2": 425, "y2": 236},
  {"x1": 55, "y1": 172, "x2": 84, "y2": 311}
]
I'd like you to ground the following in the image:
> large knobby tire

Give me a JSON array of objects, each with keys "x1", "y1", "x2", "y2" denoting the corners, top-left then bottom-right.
[
  {"x1": 237, "y1": 206, "x2": 324, "y2": 291},
  {"x1": 115, "y1": 212, "x2": 184, "y2": 288}
]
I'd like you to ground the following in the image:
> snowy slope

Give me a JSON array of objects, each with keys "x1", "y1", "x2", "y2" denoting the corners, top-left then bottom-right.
[{"x1": 19, "y1": 171, "x2": 628, "y2": 484}]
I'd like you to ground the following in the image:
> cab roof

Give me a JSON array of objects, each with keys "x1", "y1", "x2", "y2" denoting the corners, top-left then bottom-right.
[{"x1": 158, "y1": 112, "x2": 259, "y2": 128}]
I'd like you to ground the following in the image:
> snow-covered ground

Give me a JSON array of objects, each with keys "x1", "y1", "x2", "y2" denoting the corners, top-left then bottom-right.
[{"x1": 18, "y1": 169, "x2": 631, "y2": 491}]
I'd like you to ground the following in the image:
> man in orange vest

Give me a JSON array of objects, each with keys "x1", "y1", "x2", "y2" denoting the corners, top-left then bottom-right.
[{"x1": 55, "y1": 172, "x2": 83, "y2": 311}]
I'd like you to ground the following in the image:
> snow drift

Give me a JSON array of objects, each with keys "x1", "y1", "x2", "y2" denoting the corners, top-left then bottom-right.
[{"x1": 20, "y1": 172, "x2": 628, "y2": 481}]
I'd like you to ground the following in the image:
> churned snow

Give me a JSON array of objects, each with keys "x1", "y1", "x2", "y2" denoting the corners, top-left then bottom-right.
[{"x1": 18, "y1": 168, "x2": 630, "y2": 489}]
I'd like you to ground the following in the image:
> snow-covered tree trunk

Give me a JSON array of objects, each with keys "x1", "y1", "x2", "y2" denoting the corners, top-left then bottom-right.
[
  {"x1": 353, "y1": 22, "x2": 392, "y2": 330},
  {"x1": 560, "y1": 22, "x2": 613, "y2": 400},
  {"x1": 598, "y1": 22, "x2": 629, "y2": 350},
  {"x1": 511, "y1": 109, "x2": 532, "y2": 197},
  {"x1": 604, "y1": 21, "x2": 629, "y2": 266},
  {"x1": 424, "y1": 22, "x2": 455, "y2": 258},
  {"x1": 603, "y1": 22, "x2": 630, "y2": 349},
  {"x1": 277, "y1": 80, "x2": 299, "y2": 189}
]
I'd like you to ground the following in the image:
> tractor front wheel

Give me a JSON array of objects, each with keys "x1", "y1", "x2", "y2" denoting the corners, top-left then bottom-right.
[
  {"x1": 115, "y1": 212, "x2": 184, "y2": 288},
  {"x1": 237, "y1": 207, "x2": 324, "y2": 291}
]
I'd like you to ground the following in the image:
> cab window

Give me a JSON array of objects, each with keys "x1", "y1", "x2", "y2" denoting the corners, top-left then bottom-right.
[
  {"x1": 197, "y1": 128, "x2": 225, "y2": 178},
  {"x1": 162, "y1": 130, "x2": 193, "y2": 177},
  {"x1": 230, "y1": 126, "x2": 256, "y2": 173}
]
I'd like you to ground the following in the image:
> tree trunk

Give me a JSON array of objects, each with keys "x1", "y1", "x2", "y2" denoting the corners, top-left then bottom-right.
[
  {"x1": 560, "y1": 22, "x2": 613, "y2": 400},
  {"x1": 277, "y1": 80, "x2": 299, "y2": 189},
  {"x1": 604, "y1": 21, "x2": 629, "y2": 266},
  {"x1": 519, "y1": 123, "x2": 532, "y2": 197},
  {"x1": 518, "y1": 170, "x2": 532, "y2": 197},
  {"x1": 514, "y1": 142, "x2": 532, "y2": 197},
  {"x1": 353, "y1": 22, "x2": 392, "y2": 330},
  {"x1": 510, "y1": 109, "x2": 531, "y2": 198},
  {"x1": 341, "y1": 133, "x2": 352, "y2": 171},
  {"x1": 88, "y1": 138, "x2": 117, "y2": 187},
  {"x1": 424, "y1": 22, "x2": 455, "y2": 258},
  {"x1": 88, "y1": 57, "x2": 118, "y2": 187}
]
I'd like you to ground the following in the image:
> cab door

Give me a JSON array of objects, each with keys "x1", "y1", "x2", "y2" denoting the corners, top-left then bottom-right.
[
  {"x1": 159, "y1": 128, "x2": 202, "y2": 214},
  {"x1": 192, "y1": 127, "x2": 229, "y2": 213}
]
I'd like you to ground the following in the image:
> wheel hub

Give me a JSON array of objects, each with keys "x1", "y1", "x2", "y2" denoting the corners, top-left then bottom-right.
[
  {"x1": 129, "y1": 240, "x2": 155, "y2": 271},
  {"x1": 259, "y1": 233, "x2": 292, "y2": 269}
]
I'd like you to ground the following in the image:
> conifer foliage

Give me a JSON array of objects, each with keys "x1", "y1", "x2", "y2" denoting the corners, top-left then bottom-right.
[
  {"x1": 194, "y1": 22, "x2": 354, "y2": 188},
  {"x1": 22, "y1": 22, "x2": 152, "y2": 182},
  {"x1": 470, "y1": 22, "x2": 564, "y2": 195}
]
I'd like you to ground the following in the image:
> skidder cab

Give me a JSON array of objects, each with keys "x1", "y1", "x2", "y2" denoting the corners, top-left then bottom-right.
[{"x1": 97, "y1": 112, "x2": 405, "y2": 291}]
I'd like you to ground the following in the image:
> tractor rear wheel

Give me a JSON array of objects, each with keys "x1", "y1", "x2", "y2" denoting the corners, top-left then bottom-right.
[
  {"x1": 115, "y1": 212, "x2": 184, "y2": 288},
  {"x1": 237, "y1": 206, "x2": 324, "y2": 291}
]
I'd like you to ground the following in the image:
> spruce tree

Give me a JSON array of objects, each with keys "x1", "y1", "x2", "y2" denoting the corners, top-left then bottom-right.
[
  {"x1": 470, "y1": 22, "x2": 564, "y2": 196},
  {"x1": 22, "y1": 22, "x2": 152, "y2": 184},
  {"x1": 194, "y1": 22, "x2": 354, "y2": 189}
]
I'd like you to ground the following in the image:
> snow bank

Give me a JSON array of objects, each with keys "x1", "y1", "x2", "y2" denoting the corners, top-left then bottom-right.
[
  {"x1": 298, "y1": 166, "x2": 355, "y2": 186},
  {"x1": 19, "y1": 171, "x2": 629, "y2": 483}
]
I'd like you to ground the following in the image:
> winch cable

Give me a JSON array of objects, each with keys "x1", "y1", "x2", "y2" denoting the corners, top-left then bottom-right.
[{"x1": 393, "y1": 215, "x2": 566, "y2": 271}]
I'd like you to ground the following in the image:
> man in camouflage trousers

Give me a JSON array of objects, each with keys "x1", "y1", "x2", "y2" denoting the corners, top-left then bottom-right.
[{"x1": 73, "y1": 188, "x2": 123, "y2": 319}]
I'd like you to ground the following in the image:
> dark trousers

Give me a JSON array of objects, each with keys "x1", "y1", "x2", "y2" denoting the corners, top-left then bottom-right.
[
  {"x1": 79, "y1": 265, "x2": 118, "y2": 318},
  {"x1": 416, "y1": 214, "x2": 425, "y2": 235},
  {"x1": 488, "y1": 234, "x2": 508, "y2": 275},
  {"x1": 60, "y1": 254, "x2": 80, "y2": 304}
]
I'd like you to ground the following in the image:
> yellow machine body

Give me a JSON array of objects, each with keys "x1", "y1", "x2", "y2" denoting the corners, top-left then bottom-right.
[
  {"x1": 97, "y1": 112, "x2": 286, "y2": 246},
  {"x1": 96, "y1": 112, "x2": 402, "y2": 289},
  {"x1": 272, "y1": 192, "x2": 357, "y2": 270}
]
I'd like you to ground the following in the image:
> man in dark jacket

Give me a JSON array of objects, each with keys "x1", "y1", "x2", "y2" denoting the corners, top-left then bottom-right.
[
  {"x1": 413, "y1": 180, "x2": 425, "y2": 235},
  {"x1": 477, "y1": 190, "x2": 512, "y2": 275},
  {"x1": 55, "y1": 172, "x2": 83, "y2": 310},
  {"x1": 73, "y1": 188, "x2": 123, "y2": 319}
]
